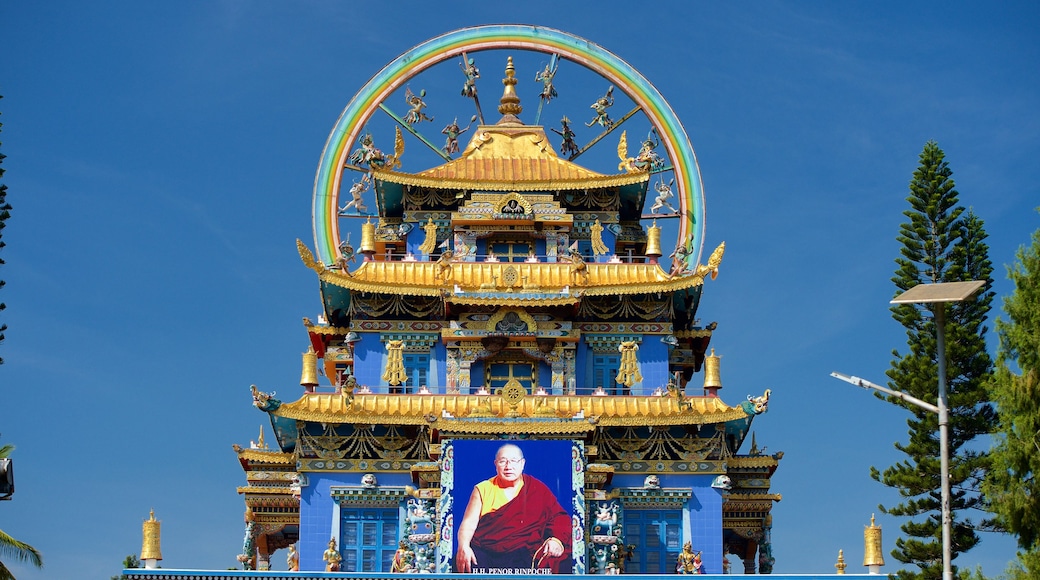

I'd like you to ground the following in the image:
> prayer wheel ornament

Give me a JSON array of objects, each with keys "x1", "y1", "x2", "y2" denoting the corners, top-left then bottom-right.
[
  {"x1": 300, "y1": 346, "x2": 319, "y2": 391},
  {"x1": 703, "y1": 348, "x2": 722, "y2": 397},
  {"x1": 645, "y1": 220, "x2": 662, "y2": 260},
  {"x1": 141, "y1": 510, "x2": 162, "y2": 569},
  {"x1": 863, "y1": 514, "x2": 884, "y2": 574}
]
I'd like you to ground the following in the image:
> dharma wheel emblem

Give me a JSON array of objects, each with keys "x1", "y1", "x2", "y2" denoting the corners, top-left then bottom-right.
[{"x1": 501, "y1": 378, "x2": 527, "y2": 411}]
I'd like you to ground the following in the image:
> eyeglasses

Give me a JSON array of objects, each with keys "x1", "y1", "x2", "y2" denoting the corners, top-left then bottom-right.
[{"x1": 495, "y1": 458, "x2": 524, "y2": 466}]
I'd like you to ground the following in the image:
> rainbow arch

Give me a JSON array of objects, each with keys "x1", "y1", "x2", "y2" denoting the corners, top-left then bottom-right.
[{"x1": 312, "y1": 24, "x2": 705, "y2": 267}]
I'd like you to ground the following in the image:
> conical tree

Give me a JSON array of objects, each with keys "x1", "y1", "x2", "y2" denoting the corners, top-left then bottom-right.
[
  {"x1": 982, "y1": 211, "x2": 1040, "y2": 577},
  {"x1": 0, "y1": 444, "x2": 44, "y2": 580},
  {"x1": 871, "y1": 141, "x2": 995, "y2": 580},
  {"x1": 0, "y1": 94, "x2": 10, "y2": 365}
]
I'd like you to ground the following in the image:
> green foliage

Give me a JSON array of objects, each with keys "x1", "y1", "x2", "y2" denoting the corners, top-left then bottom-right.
[
  {"x1": 110, "y1": 554, "x2": 140, "y2": 580},
  {"x1": 0, "y1": 94, "x2": 8, "y2": 365},
  {"x1": 982, "y1": 211, "x2": 1040, "y2": 578},
  {"x1": 872, "y1": 142, "x2": 995, "y2": 580},
  {"x1": 0, "y1": 442, "x2": 43, "y2": 580}
]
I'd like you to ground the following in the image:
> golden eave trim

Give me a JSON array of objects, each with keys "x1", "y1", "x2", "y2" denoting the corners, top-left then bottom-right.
[
  {"x1": 237, "y1": 486, "x2": 296, "y2": 495},
  {"x1": 372, "y1": 168, "x2": 648, "y2": 192},
  {"x1": 234, "y1": 448, "x2": 295, "y2": 464},
  {"x1": 724, "y1": 492, "x2": 783, "y2": 502},
  {"x1": 272, "y1": 393, "x2": 749, "y2": 426},
  {"x1": 299, "y1": 241, "x2": 710, "y2": 297},
  {"x1": 305, "y1": 324, "x2": 352, "y2": 335},
  {"x1": 726, "y1": 456, "x2": 782, "y2": 468},
  {"x1": 445, "y1": 295, "x2": 581, "y2": 307}
]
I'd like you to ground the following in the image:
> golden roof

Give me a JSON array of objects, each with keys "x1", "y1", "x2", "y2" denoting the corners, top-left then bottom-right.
[
  {"x1": 299, "y1": 240, "x2": 710, "y2": 297},
  {"x1": 372, "y1": 124, "x2": 648, "y2": 191},
  {"x1": 726, "y1": 456, "x2": 783, "y2": 468},
  {"x1": 232, "y1": 445, "x2": 295, "y2": 465},
  {"x1": 272, "y1": 392, "x2": 748, "y2": 429}
]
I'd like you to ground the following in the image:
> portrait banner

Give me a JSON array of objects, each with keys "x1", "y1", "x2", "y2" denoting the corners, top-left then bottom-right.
[{"x1": 439, "y1": 439, "x2": 584, "y2": 574}]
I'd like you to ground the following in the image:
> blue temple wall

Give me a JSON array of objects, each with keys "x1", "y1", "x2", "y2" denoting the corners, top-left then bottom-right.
[
  {"x1": 351, "y1": 334, "x2": 381, "y2": 388},
  {"x1": 431, "y1": 341, "x2": 445, "y2": 389},
  {"x1": 574, "y1": 338, "x2": 589, "y2": 388},
  {"x1": 298, "y1": 472, "x2": 413, "y2": 571},
  {"x1": 537, "y1": 361, "x2": 552, "y2": 391},
  {"x1": 612, "y1": 473, "x2": 723, "y2": 574},
  {"x1": 637, "y1": 339, "x2": 669, "y2": 395}
]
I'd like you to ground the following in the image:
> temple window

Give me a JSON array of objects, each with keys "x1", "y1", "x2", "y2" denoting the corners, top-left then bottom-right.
[
  {"x1": 593, "y1": 353, "x2": 628, "y2": 395},
  {"x1": 485, "y1": 359, "x2": 533, "y2": 393},
  {"x1": 624, "y1": 510, "x2": 682, "y2": 573},
  {"x1": 390, "y1": 352, "x2": 429, "y2": 394},
  {"x1": 339, "y1": 508, "x2": 398, "y2": 572},
  {"x1": 488, "y1": 238, "x2": 531, "y2": 262}
]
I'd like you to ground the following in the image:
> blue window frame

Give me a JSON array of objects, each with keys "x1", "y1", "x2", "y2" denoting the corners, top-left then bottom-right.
[
  {"x1": 339, "y1": 508, "x2": 399, "y2": 572},
  {"x1": 592, "y1": 353, "x2": 626, "y2": 395},
  {"x1": 489, "y1": 239, "x2": 532, "y2": 262},
  {"x1": 391, "y1": 352, "x2": 429, "y2": 394},
  {"x1": 486, "y1": 360, "x2": 533, "y2": 392},
  {"x1": 623, "y1": 509, "x2": 681, "y2": 574}
]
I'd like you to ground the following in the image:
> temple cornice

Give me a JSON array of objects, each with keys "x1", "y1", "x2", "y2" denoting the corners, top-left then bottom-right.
[
  {"x1": 271, "y1": 393, "x2": 749, "y2": 428},
  {"x1": 299, "y1": 240, "x2": 711, "y2": 297}
]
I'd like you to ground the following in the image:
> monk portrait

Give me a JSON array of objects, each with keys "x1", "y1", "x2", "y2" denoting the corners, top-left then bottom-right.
[{"x1": 454, "y1": 443, "x2": 572, "y2": 573}]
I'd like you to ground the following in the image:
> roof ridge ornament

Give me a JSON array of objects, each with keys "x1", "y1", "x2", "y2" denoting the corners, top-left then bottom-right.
[{"x1": 497, "y1": 56, "x2": 523, "y2": 123}]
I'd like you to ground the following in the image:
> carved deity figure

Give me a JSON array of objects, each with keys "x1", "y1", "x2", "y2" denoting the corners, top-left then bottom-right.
[
  {"x1": 286, "y1": 544, "x2": 299, "y2": 571},
  {"x1": 676, "y1": 542, "x2": 704, "y2": 574},
  {"x1": 442, "y1": 116, "x2": 474, "y2": 155},
  {"x1": 535, "y1": 61, "x2": 558, "y2": 102},
  {"x1": 404, "y1": 87, "x2": 434, "y2": 125},
  {"x1": 552, "y1": 117, "x2": 580, "y2": 157},
  {"x1": 567, "y1": 249, "x2": 589, "y2": 284},
  {"x1": 586, "y1": 86, "x2": 615, "y2": 128},
  {"x1": 323, "y1": 538, "x2": 342, "y2": 572},
  {"x1": 460, "y1": 55, "x2": 479, "y2": 98},
  {"x1": 340, "y1": 175, "x2": 370, "y2": 214},
  {"x1": 391, "y1": 541, "x2": 415, "y2": 573},
  {"x1": 650, "y1": 179, "x2": 677, "y2": 214}
]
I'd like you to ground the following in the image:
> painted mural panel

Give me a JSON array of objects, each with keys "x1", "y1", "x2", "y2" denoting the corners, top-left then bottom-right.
[{"x1": 439, "y1": 439, "x2": 584, "y2": 574}]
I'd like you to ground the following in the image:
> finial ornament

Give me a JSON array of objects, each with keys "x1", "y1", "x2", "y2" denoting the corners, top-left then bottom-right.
[
  {"x1": 141, "y1": 509, "x2": 163, "y2": 568},
  {"x1": 835, "y1": 549, "x2": 847, "y2": 574},
  {"x1": 498, "y1": 56, "x2": 523, "y2": 120},
  {"x1": 863, "y1": 513, "x2": 884, "y2": 572}
]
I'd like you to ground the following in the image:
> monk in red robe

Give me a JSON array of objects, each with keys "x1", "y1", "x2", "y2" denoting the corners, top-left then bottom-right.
[{"x1": 455, "y1": 443, "x2": 572, "y2": 573}]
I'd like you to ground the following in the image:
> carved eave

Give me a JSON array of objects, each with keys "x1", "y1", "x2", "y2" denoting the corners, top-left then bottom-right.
[
  {"x1": 374, "y1": 166, "x2": 649, "y2": 192},
  {"x1": 232, "y1": 445, "x2": 295, "y2": 470},
  {"x1": 726, "y1": 455, "x2": 783, "y2": 469},
  {"x1": 373, "y1": 124, "x2": 648, "y2": 191},
  {"x1": 271, "y1": 393, "x2": 749, "y2": 429},
  {"x1": 303, "y1": 256, "x2": 711, "y2": 299}
]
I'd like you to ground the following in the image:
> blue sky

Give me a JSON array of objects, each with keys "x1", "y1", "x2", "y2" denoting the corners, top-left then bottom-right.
[{"x1": 2, "y1": 2, "x2": 1038, "y2": 578}]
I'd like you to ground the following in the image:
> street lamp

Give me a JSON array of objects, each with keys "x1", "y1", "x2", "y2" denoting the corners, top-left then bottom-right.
[{"x1": 834, "y1": 279, "x2": 985, "y2": 580}]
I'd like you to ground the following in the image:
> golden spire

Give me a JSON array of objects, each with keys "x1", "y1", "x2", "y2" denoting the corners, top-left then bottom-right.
[
  {"x1": 140, "y1": 510, "x2": 162, "y2": 565},
  {"x1": 835, "y1": 549, "x2": 847, "y2": 575},
  {"x1": 645, "y1": 220, "x2": 662, "y2": 258},
  {"x1": 863, "y1": 514, "x2": 884, "y2": 570},
  {"x1": 300, "y1": 346, "x2": 319, "y2": 389},
  {"x1": 497, "y1": 56, "x2": 523, "y2": 122},
  {"x1": 703, "y1": 348, "x2": 722, "y2": 392}
]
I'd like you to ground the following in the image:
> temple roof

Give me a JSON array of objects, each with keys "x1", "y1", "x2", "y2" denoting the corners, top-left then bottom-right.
[
  {"x1": 373, "y1": 124, "x2": 649, "y2": 192},
  {"x1": 300, "y1": 240, "x2": 712, "y2": 297},
  {"x1": 271, "y1": 392, "x2": 750, "y2": 430}
]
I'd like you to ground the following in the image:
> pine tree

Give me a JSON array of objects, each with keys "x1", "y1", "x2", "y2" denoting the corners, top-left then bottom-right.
[
  {"x1": 982, "y1": 211, "x2": 1040, "y2": 578},
  {"x1": 871, "y1": 141, "x2": 995, "y2": 580},
  {"x1": 0, "y1": 95, "x2": 9, "y2": 365}
]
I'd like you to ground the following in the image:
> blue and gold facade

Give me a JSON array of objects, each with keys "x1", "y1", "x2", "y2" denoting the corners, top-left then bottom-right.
[{"x1": 232, "y1": 26, "x2": 782, "y2": 576}]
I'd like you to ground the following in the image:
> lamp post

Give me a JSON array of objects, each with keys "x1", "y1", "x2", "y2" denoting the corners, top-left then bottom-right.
[{"x1": 834, "y1": 279, "x2": 985, "y2": 580}]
